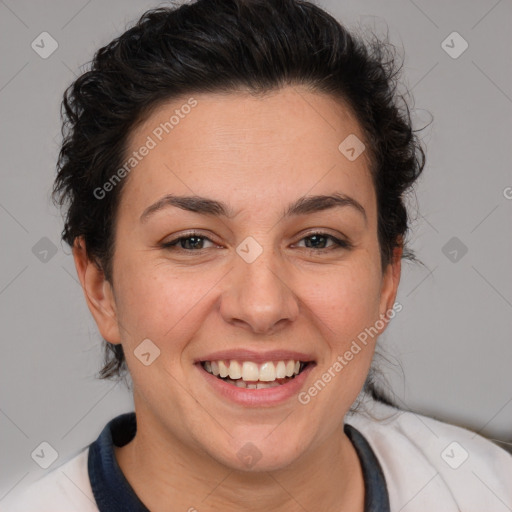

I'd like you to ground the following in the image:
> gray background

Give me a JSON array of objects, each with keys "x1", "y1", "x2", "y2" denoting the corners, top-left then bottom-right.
[{"x1": 1, "y1": 0, "x2": 511, "y2": 499}]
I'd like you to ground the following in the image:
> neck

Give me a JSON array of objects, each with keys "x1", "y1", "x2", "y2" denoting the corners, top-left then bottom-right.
[{"x1": 114, "y1": 407, "x2": 365, "y2": 512}]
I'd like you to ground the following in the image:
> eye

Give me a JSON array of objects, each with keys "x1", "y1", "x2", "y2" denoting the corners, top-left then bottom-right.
[
  {"x1": 160, "y1": 231, "x2": 352, "y2": 254},
  {"x1": 161, "y1": 232, "x2": 218, "y2": 251},
  {"x1": 294, "y1": 232, "x2": 352, "y2": 251}
]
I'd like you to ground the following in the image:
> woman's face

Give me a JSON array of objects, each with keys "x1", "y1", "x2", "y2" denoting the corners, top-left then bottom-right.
[{"x1": 81, "y1": 86, "x2": 401, "y2": 471}]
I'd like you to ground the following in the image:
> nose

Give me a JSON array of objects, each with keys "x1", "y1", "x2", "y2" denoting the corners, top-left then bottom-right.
[{"x1": 219, "y1": 247, "x2": 300, "y2": 335}]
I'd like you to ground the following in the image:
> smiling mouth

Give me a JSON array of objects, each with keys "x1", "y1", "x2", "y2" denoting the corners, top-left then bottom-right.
[{"x1": 200, "y1": 359, "x2": 313, "y2": 389}]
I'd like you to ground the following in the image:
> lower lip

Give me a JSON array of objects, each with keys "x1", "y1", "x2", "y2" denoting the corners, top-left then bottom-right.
[{"x1": 196, "y1": 363, "x2": 315, "y2": 407}]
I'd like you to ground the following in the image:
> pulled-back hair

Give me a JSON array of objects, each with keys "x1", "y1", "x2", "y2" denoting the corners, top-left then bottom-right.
[{"x1": 53, "y1": 0, "x2": 426, "y2": 390}]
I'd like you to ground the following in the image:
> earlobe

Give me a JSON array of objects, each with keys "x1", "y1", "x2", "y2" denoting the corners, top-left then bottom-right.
[{"x1": 72, "y1": 237, "x2": 121, "y2": 344}]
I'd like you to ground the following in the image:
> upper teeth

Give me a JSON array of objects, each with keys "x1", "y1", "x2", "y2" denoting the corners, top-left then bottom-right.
[{"x1": 203, "y1": 360, "x2": 303, "y2": 381}]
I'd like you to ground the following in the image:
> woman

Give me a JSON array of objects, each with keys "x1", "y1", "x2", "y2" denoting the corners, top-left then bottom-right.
[{"x1": 4, "y1": 0, "x2": 511, "y2": 510}]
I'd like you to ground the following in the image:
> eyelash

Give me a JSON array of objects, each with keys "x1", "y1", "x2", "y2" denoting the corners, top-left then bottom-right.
[{"x1": 160, "y1": 231, "x2": 352, "y2": 254}]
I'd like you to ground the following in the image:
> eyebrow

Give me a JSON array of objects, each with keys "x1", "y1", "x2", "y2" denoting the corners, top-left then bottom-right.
[{"x1": 140, "y1": 192, "x2": 367, "y2": 224}]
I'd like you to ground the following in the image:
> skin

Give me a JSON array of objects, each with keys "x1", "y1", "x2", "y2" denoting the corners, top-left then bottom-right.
[{"x1": 73, "y1": 86, "x2": 402, "y2": 511}]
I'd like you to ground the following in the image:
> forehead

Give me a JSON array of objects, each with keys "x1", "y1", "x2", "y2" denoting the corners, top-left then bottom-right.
[{"x1": 120, "y1": 87, "x2": 375, "y2": 221}]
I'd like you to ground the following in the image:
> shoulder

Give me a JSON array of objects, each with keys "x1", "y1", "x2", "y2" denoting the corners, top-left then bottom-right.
[
  {"x1": 346, "y1": 399, "x2": 512, "y2": 511},
  {"x1": 0, "y1": 447, "x2": 98, "y2": 512}
]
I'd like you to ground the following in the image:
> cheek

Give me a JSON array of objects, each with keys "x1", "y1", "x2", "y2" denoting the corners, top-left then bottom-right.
[
  {"x1": 113, "y1": 256, "x2": 220, "y2": 346},
  {"x1": 113, "y1": 239, "x2": 384, "y2": 357},
  {"x1": 303, "y1": 261, "x2": 382, "y2": 349},
  {"x1": 295, "y1": 265, "x2": 383, "y2": 429}
]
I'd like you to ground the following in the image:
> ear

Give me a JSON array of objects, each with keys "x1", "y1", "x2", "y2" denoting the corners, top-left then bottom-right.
[
  {"x1": 72, "y1": 237, "x2": 121, "y2": 344},
  {"x1": 378, "y1": 242, "x2": 402, "y2": 324}
]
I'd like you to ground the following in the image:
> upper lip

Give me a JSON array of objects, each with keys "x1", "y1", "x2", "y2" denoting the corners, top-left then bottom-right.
[{"x1": 195, "y1": 349, "x2": 316, "y2": 364}]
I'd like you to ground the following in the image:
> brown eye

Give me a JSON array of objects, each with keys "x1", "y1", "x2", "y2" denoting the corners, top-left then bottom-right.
[
  {"x1": 295, "y1": 232, "x2": 351, "y2": 251},
  {"x1": 161, "y1": 232, "x2": 217, "y2": 251}
]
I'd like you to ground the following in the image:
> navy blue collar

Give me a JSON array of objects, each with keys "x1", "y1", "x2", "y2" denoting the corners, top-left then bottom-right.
[
  {"x1": 345, "y1": 423, "x2": 390, "y2": 511},
  {"x1": 88, "y1": 412, "x2": 389, "y2": 511},
  {"x1": 88, "y1": 413, "x2": 147, "y2": 510}
]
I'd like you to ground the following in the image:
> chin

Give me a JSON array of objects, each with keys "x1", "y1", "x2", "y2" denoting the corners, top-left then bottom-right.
[{"x1": 201, "y1": 428, "x2": 310, "y2": 474}]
